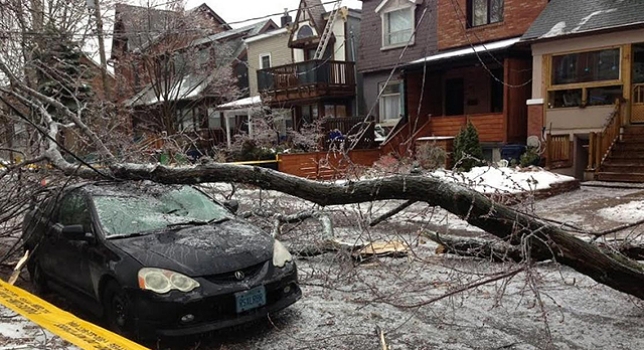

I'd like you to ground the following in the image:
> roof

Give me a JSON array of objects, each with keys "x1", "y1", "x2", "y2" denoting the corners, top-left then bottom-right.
[
  {"x1": 244, "y1": 27, "x2": 289, "y2": 44},
  {"x1": 217, "y1": 96, "x2": 263, "y2": 110},
  {"x1": 405, "y1": 37, "x2": 520, "y2": 67},
  {"x1": 126, "y1": 20, "x2": 276, "y2": 107},
  {"x1": 192, "y1": 20, "x2": 274, "y2": 47},
  {"x1": 112, "y1": 3, "x2": 229, "y2": 54},
  {"x1": 302, "y1": 0, "x2": 326, "y2": 33},
  {"x1": 522, "y1": 0, "x2": 644, "y2": 42},
  {"x1": 113, "y1": 3, "x2": 179, "y2": 54}
]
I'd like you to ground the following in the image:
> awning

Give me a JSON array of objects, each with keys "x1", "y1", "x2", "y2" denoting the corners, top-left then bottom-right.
[
  {"x1": 216, "y1": 95, "x2": 263, "y2": 110},
  {"x1": 404, "y1": 37, "x2": 521, "y2": 68}
]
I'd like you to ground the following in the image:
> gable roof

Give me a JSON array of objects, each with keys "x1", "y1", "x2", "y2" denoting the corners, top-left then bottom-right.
[
  {"x1": 111, "y1": 2, "x2": 229, "y2": 56},
  {"x1": 298, "y1": 0, "x2": 326, "y2": 33},
  {"x1": 522, "y1": 0, "x2": 644, "y2": 42},
  {"x1": 375, "y1": 0, "x2": 421, "y2": 13}
]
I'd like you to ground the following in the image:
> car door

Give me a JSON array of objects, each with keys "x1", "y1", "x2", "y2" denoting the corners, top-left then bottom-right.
[{"x1": 42, "y1": 189, "x2": 95, "y2": 296}]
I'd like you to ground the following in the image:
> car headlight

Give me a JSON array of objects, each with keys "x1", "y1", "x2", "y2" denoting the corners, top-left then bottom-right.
[
  {"x1": 273, "y1": 240, "x2": 293, "y2": 268},
  {"x1": 138, "y1": 268, "x2": 200, "y2": 294}
]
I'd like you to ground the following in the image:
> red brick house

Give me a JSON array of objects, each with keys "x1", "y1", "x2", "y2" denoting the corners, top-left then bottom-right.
[{"x1": 374, "y1": 0, "x2": 548, "y2": 160}]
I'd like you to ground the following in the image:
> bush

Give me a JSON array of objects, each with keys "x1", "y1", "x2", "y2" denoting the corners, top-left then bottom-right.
[
  {"x1": 416, "y1": 142, "x2": 447, "y2": 170},
  {"x1": 520, "y1": 146, "x2": 541, "y2": 167},
  {"x1": 453, "y1": 121, "x2": 483, "y2": 171}
]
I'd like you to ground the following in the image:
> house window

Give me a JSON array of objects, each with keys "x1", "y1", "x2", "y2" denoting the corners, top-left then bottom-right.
[
  {"x1": 296, "y1": 25, "x2": 314, "y2": 40},
  {"x1": 383, "y1": 7, "x2": 414, "y2": 47},
  {"x1": 548, "y1": 48, "x2": 622, "y2": 108},
  {"x1": 468, "y1": 0, "x2": 504, "y2": 27},
  {"x1": 552, "y1": 49, "x2": 620, "y2": 85},
  {"x1": 379, "y1": 81, "x2": 403, "y2": 121},
  {"x1": 260, "y1": 54, "x2": 271, "y2": 69}
]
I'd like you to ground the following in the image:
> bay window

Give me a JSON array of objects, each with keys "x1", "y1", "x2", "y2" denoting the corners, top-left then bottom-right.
[{"x1": 548, "y1": 48, "x2": 622, "y2": 108}]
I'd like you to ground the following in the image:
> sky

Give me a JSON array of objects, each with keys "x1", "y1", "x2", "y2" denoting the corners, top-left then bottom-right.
[{"x1": 185, "y1": 0, "x2": 363, "y2": 28}]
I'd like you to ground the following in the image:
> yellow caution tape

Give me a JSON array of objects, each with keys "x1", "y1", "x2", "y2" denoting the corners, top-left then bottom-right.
[{"x1": 0, "y1": 279, "x2": 149, "y2": 350}]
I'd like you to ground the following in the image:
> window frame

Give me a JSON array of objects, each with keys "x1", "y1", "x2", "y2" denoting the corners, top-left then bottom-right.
[
  {"x1": 378, "y1": 80, "x2": 404, "y2": 122},
  {"x1": 546, "y1": 46, "x2": 624, "y2": 109},
  {"x1": 380, "y1": 5, "x2": 415, "y2": 50},
  {"x1": 259, "y1": 53, "x2": 272, "y2": 70},
  {"x1": 467, "y1": 0, "x2": 504, "y2": 28}
]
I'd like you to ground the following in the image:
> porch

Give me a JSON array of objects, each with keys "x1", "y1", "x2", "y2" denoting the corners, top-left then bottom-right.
[
  {"x1": 257, "y1": 60, "x2": 356, "y2": 104},
  {"x1": 381, "y1": 44, "x2": 532, "y2": 156}
]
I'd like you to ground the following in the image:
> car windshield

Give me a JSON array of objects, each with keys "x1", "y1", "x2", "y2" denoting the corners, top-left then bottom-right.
[{"x1": 93, "y1": 186, "x2": 230, "y2": 238}]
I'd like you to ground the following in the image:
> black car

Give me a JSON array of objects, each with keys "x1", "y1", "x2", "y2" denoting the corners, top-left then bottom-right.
[{"x1": 21, "y1": 181, "x2": 301, "y2": 339}]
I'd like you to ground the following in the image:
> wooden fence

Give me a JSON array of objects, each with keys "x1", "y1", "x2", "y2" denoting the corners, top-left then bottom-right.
[{"x1": 278, "y1": 149, "x2": 382, "y2": 180}]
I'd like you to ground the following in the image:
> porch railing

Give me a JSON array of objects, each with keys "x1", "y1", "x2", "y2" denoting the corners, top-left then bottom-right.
[
  {"x1": 546, "y1": 134, "x2": 571, "y2": 168},
  {"x1": 257, "y1": 60, "x2": 355, "y2": 92},
  {"x1": 587, "y1": 99, "x2": 623, "y2": 170},
  {"x1": 322, "y1": 116, "x2": 376, "y2": 150}
]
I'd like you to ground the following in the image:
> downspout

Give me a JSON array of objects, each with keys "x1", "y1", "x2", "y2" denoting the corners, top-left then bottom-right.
[{"x1": 349, "y1": 25, "x2": 358, "y2": 117}]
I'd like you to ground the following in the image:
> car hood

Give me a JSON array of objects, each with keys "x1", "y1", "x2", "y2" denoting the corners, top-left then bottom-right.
[{"x1": 110, "y1": 219, "x2": 273, "y2": 277}]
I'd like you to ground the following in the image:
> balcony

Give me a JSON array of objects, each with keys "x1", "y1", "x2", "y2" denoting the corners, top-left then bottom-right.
[{"x1": 257, "y1": 60, "x2": 356, "y2": 104}]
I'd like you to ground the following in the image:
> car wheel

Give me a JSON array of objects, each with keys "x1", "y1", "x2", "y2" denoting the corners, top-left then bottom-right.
[
  {"x1": 103, "y1": 281, "x2": 134, "y2": 336},
  {"x1": 28, "y1": 259, "x2": 49, "y2": 294}
]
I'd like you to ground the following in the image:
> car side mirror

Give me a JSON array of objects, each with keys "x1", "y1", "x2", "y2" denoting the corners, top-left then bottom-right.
[
  {"x1": 223, "y1": 200, "x2": 239, "y2": 214},
  {"x1": 61, "y1": 225, "x2": 93, "y2": 241}
]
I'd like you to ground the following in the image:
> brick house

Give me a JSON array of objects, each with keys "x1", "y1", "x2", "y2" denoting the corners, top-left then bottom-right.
[
  {"x1": 368, "y1": 0, "x2": 547, "y2": 160},
  {"x1": 522, "y1": 0, "x2": 644, "y2": 181}
]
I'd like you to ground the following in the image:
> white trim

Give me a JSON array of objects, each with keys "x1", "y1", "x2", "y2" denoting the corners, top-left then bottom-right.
[
  {"x1": 375, "y1": 0, "x2": 421, "y2": 14},
  {"x1": 378, "y1": 80, "x2": 404, "y2": 122},
  {"x1": 526, "y1": 98, "x2": 544, "y2": 106},
  {"x1": 244, "y1": 28, "x2": 288, "y2": 44},
  {"x1": 259, "y1": 53, "x2": 272, "y2": 69},
  {"x1": 407, "y1": 37, "x2": 520, "y2": 65},
  {"x1": 381, "y1": 5, "x2": 416, "y2": 49}
]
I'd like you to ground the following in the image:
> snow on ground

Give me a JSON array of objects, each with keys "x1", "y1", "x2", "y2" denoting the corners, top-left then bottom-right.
[
  {"x1": 432, "y1": 166, "x2": 576, "y2": 194},
  {"x1": 598, "y1": 200, "x2": 644, "y2": 223},
  {"x1": 3, "y1": 174, "x2": 644, "y2": 350}
]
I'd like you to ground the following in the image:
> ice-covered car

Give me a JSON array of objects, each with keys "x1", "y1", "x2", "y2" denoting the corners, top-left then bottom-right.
[{"x1": 21, "y1": 182, "x2": 301, "y2": 339}]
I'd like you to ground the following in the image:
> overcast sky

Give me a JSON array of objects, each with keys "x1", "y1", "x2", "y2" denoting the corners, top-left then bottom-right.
[{"x1": 185, "y1": 0, "x2": 363, "y2": 28}]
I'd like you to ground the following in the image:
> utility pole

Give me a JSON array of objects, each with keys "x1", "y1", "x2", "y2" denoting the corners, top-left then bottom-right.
[{"x1": 87, "y1": 0, "x2": 111, "y2": 102}]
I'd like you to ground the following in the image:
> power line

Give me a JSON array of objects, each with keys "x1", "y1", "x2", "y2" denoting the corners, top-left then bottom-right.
[{"x1": 0, "y1": 0, "x2": 345, "y2": 38}]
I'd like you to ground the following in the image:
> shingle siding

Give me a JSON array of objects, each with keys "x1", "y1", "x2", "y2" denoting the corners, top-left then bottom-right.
[{"x1": 357, "y1": 0, "x2": 438, "y2": 74}]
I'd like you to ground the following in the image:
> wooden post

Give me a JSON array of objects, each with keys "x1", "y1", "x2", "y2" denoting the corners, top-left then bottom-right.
[
  {"x1": 588, "y1": 132, "x2": 595, "y2": 170},
  {"x1": 546, "y1": 134, "x2": 552, "y2": 169},
  {"x1": 595, "y1": 134, "x2": 603, "y2": 168}
]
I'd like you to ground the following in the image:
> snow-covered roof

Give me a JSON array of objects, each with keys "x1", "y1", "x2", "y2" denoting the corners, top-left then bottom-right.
[
  {"x1": 217, "y1": 95, "x2": 262, "y2": 110},
  {"x1": 244, "y1": 28, "x2": 289, "y2": 44},
  {"x1": 405, "y1": 37, "x2": 520, "y2": 67},
  {"x1": 522, "y1": 0, "x2": 644, "y2": 42}
]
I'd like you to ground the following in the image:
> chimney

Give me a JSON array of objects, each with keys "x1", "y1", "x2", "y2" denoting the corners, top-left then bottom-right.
[{"x1": 280, "y1": 8, "x2": 292, "y2": 28}]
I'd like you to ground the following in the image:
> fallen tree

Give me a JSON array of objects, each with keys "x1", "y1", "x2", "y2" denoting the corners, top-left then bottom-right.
[{"x1": 2, "y1": 37, "x2": 644, "y2": 304}]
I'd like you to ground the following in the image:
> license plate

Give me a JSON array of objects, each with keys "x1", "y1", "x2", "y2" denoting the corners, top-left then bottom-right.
[{"x1": 235, "y1": 286, "x2": 266, "y2": 313}]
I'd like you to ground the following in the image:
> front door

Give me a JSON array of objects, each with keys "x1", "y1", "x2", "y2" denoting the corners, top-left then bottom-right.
[{"x1": 631, "y1": 44, "x2": 644, "y2": 123}]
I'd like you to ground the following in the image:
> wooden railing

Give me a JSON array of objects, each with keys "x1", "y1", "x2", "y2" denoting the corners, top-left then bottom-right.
[
  {"x1": 257, "y1": 60, "x2": 356, "y2": 92},
  {"x1": 322, "y1": 116, "x2": 376, "y2": 150},
  {"x1": 587, "y1": 99, "x2": 623, "y2": 170}
]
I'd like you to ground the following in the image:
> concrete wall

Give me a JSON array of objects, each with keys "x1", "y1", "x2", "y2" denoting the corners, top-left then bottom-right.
[
  {"x1": 546, "y1": 106, "x2": 615, "y2": 135},
  {"x1": 246, "y1": 29, "x2": 292, "y2": 96}
]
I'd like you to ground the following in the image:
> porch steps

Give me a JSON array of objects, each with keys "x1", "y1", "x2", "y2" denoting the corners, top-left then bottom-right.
[{"x1": 596, "y1": 125, "x2": 644, "y2": 182}]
